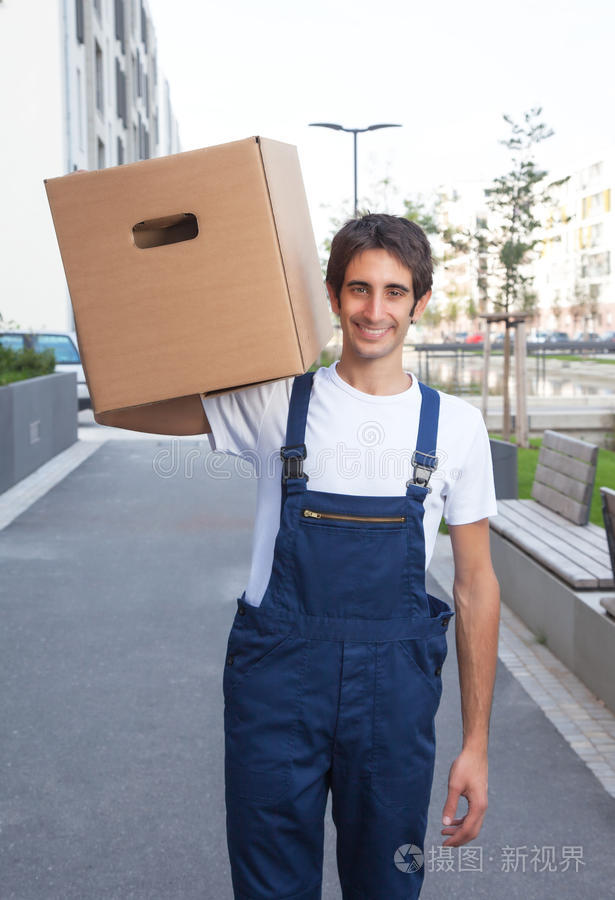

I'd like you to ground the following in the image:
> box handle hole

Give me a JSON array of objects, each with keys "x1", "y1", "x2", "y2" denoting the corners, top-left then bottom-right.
[{"x1": 132, "y1": 213, "x2": 198, "y2": 249}]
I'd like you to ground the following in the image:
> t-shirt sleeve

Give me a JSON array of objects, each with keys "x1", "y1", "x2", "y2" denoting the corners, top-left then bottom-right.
[
  {"x1": 200, "y1": 379, "x2": 289, "y2": 456},
  {"x1": 443, "y1": 407, "x2": 499, "y2": 526}
]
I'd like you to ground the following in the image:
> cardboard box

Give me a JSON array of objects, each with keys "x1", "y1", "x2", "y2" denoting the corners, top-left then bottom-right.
[{"x1": 44, "y1": 136, "x2": 333, "y2": 434}]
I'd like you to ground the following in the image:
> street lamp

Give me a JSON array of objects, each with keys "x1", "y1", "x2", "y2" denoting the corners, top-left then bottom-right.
[{"x1": 309, "y1": 122, "x2": 401, "y2": 216}]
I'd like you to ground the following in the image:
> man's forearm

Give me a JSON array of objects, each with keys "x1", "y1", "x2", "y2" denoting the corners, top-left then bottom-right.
[{"x1": 452, "y1": 567, "x2": 500, "y2": 752}]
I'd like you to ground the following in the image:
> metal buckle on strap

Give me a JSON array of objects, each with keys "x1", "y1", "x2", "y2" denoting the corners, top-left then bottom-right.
[
  {"x1": 280, "y1": 443, "x2": 309, "y2": 483},
  {"x1": 406, "y1": 449, "x2": 438, "y2": 492}
]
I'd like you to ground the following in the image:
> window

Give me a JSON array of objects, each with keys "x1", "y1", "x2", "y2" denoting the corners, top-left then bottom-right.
[
  {"x1": 75, "y1": 0, "x2": 84, "y2": 43},
  {"x1": 97, "y1": 138, "x2": 105, "y2": 169},
  {"x1": 122, "y1": 69, "x2": 127, "y2": 126},
  {"x1": 94, "y1": 0, "x2": 101, "y2": 20},
  {"x1": 95, "y1": 42, "x2": 104, "y2": 113},
  {"x1": 582, "y1": 191, "x2": 611, "y2": 218},
  {"x1": 115, "y1": 58, "x2": 127, "y2": 124},
  {"x1": 145, "y1": 73, "x2": 149, "y2": 117},
  {"x1": 131, "y1": 52, "x2": 137, "y2": 101},
  {"x1": 141, "y1": 2, "x2": 147, "y2": 50},
  {"x1": 76, "y1": 68, "x2": 84, "y2": 151},
  {"x1": 115, "y1": 58, "x2": 120, "y2": 116},
  {"x1": 117, "y1": 136, "x2": 124, "y2": 165},
  {"x1": 33, "y1": 335, "x2": 80, "y2": 364},
  {"x1": 0, "y1": 334, "x2": 25, "y2": 351},
  {"x1": 136, "y1": 48, "x2": 142, "y2": 97},
  {"x1": 581, "y1": 252, "x2": 610, "y2": 279},
  {"x1": 114, "y1": 0, "x2": 125, "y2": 52}
]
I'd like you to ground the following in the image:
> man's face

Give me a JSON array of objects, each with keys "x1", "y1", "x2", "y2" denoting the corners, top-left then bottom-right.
[{"x1": 326, "y1": 248, "x2": 431, "y2": 364}]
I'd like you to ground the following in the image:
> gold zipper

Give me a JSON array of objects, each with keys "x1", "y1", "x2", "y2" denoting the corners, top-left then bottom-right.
[{"x1": 302, "y1": 509, "x2": 406, "y2": 523}]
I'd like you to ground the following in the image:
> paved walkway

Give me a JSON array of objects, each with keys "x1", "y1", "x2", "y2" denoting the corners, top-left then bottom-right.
[{"x1": 1, "y1": 430, "x2": 614, "y2": 899}]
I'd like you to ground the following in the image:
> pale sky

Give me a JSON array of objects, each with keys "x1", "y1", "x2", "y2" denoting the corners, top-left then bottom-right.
[{"x1": 147, "y1": 0, "x2": 615, "y2": 248}]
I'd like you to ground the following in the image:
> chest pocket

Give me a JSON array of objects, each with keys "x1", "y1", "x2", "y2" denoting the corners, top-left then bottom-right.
[{"x1": 286, "y1": 507, "x2": 410, "y2": 619}]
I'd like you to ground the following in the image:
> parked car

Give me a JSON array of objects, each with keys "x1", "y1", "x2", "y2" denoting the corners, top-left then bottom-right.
[
  {"x1": 464, "y1": 332, "x2": 484, "y2": 344},
  {"x1": 492, "y1": 330, "x2": 515, "y2": 346},
  {"x1": 530, "y1": 330, "x2": 551, "y2": 343},
  {"x1": 573, "y1": 331, "x2": 601, "y2": 342},
  {"x1": 0, "y1": 330, "x2": 90, "y2": 409},
  {"x1": 598, "y1": 331, "x2": 615, "y2": 353},
  {"x1": 454, "y1": 331, "x2": 469, "y2": 342},
  {"x1": 545, "y1": 331, "x2": 571, "y2": 344}
]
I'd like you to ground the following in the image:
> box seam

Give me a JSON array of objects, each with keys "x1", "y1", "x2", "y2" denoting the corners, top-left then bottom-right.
[{"x1": 256, "y1": 138, "x2": 305, "y2": 370}]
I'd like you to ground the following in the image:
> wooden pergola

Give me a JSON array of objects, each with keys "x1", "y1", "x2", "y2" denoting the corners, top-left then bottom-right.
[{"x1": 479, "y1": 312, "x2": 531, "y2": 447}]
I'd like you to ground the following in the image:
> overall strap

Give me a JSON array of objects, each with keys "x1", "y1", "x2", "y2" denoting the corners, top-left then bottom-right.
[
  {"x1": 407, "y1": 381, "x2": 440, "y2": 493},
  {"x1": 280, "y1": 371, "x2": 314, "y2": 508}
]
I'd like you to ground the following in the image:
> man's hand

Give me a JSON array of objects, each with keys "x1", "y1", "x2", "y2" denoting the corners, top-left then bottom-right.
[{"x1": 441, "y1": 746, "x2": 488, "y2": 846}]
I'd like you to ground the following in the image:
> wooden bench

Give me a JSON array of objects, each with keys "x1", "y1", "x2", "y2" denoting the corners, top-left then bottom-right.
[
  {"x1": 490, "y1": 430, "x2": 612, "y2": 590},
  {"x1": 488, "y1": 430, "x2": 615, "y2": 714}
]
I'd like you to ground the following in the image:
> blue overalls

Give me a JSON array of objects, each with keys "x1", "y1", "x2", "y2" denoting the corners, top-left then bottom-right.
[{"x1": 222, "y1": 371, "x2": 455, "y2": 900}]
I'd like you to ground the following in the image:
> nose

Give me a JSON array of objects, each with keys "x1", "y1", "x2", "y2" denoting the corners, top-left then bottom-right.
[{"x1": 362, "y1": 291, "x2": 387, "y2": 322}]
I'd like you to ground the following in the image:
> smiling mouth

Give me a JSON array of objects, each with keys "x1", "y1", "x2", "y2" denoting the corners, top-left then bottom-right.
[{"x1": 355, "y1": 323, "x2": 393, "y2": 337}]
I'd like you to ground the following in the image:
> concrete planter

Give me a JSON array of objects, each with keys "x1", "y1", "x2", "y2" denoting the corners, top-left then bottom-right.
[
  {"x1": 0, "y1": 373, "x2": 77, "y2": 494},
  {"x1": 490, "y1": 530, "x2": 615, "y2": 715},
  {"x1": 489, "y1": 438, "x2": 518, "y2": 499}
]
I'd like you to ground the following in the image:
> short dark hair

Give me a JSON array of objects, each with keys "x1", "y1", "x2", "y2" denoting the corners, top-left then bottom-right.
[{"x1": 326, "y1": 213, "x2": 433, "y2": 313}]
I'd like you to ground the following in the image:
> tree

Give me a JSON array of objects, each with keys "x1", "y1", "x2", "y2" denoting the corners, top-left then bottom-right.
[
  {"x1": 446, "y1": 300, "x2": 459, "y2": 333},
  {"x1": 485, "y1": 107, "x2": 554, "y2": 440},
  {"x1": 0, "y1": 310, "x2": 20, "y2": 331}
]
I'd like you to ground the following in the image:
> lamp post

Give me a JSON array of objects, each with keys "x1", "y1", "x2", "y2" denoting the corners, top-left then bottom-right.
[{"x1": 309, "y1": 122, "x2": 401, "y2": 216}]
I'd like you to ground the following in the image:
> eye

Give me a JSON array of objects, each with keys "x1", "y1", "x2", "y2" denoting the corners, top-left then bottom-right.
[{"x1": 351, "y1": 286, "x2": 368, "y2": 294}]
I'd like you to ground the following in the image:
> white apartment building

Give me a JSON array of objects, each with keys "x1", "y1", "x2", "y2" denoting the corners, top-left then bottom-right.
[
  {"x1": 534, "y1": 156, "x2": 614, "y2": 336},
  {"x1": 0, "y1": 0, "x2": 181, "y2": 332}
]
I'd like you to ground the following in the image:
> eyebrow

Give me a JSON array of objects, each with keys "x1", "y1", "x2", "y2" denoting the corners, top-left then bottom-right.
[{"x1": 346, "y1": 279, "x2": 410, "y2": 293}]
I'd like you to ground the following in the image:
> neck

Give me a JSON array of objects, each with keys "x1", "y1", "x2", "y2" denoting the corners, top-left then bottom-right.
[{"x1": 335, "y1": 353, "x2": 412, "y2": 396}]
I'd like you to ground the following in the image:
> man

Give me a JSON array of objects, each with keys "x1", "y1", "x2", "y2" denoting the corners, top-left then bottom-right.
[{"x1": 200, "y1": 213, "x2": 500, "y2": 899}]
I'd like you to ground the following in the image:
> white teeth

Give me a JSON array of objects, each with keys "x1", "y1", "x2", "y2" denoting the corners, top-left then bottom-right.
[{"x1": 358, "y1": 325, "x2": 389, "y2": 335}]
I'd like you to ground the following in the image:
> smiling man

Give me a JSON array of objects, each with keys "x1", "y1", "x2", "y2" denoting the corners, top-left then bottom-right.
[{"x1": 201, "y1": 213, "x2": 500, "y2": 899}]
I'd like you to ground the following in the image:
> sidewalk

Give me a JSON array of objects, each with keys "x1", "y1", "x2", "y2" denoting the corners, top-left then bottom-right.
[{"x1": 0, "y1": 434, "x2": 613, "y2": 899}]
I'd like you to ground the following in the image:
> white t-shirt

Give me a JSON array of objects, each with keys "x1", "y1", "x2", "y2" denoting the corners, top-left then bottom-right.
[{"x1": 201, "y1": 361, "x2": 498, "y2": 606}]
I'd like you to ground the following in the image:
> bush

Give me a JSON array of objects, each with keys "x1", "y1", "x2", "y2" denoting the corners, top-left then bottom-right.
[{"x1": 0, "y1": 344, "x2": 56, "y2": 386}]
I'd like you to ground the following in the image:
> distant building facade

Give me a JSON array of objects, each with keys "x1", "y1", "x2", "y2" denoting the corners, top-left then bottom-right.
[
  {"x1": 534, "y1": 157, "x2": 614, "y2": 336},
  {"x1": 427, "y1": 158, "x2": 615, "y2": 342},
  {"x1": 0, "y1": 0, "x2": 181, "y2": 331}
]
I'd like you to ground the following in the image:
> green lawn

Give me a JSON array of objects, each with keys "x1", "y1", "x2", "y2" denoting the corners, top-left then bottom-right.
[{"x1": 542, "y1": 354, "x2": 615, "y2": 365}]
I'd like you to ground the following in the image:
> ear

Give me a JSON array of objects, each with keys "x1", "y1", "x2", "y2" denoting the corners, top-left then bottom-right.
[
  {"x1": 412, "y1": 289, "x2": 432, "y2": 322},
  {"x1": 326, "y1": 282, "x2": 340, "y2": 316}
]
